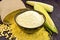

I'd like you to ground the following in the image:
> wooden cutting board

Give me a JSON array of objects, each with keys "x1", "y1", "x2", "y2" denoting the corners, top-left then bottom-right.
[{"x1": 0, "y1": 0, "x2": 26, "y2": 21}]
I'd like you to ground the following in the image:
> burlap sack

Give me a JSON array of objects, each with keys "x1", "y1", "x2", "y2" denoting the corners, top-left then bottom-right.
[{"x1": 0, "y1": 0, "x2": 26, "y2": 21}]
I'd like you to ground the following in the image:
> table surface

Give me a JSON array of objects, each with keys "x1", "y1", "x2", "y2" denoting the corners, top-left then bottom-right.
[
  {"x1": 22, "y1": 0, "x2": 60, "y2": 40},
  {"x1": 0, "y1": 0, "x2": 60, "y2": 40}
]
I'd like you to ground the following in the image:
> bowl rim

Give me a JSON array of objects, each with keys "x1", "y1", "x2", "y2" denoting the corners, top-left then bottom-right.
[{"x1": 14, "y1": 8, "x2": 46, "y2": 29}]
